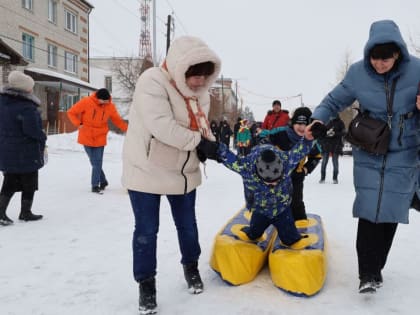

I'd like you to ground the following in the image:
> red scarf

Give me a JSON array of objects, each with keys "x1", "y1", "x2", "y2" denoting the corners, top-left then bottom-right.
[{"x1": 162, "y1": 61, "x2": 215, "y2": 141}]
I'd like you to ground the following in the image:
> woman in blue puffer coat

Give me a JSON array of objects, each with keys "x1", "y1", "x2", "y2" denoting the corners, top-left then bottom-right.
[{"x1": 311, "y1": 20, "x2": 420, "y2": 293}]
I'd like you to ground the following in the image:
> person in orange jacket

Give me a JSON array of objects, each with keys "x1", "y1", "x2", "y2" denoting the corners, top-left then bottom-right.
[{"x1": 67, "y1": 88, "x2": 128, "y2": 194}]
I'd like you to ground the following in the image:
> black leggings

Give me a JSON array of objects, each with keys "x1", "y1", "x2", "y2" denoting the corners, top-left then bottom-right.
[
  {"x1": 356, "y1": 218, "x2": 398, "y2": 279},
  {"x1": 0, "y1": 190, "x2": 35, "y2": 201}
]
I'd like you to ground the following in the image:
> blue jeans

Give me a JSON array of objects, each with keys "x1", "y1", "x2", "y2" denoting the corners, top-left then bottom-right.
[
  {"x1": 83, "y1": 146, "x2": 107, "y2": 188},
  {"x1": 244, "y1": 209, "x2": 301, "y2": 246},
  {"x1": 129, "y1": 189, "x2": 201, "y2": 282},
  {"x1": 321, "y1": 151, "x2": 339, "y2": 180}
]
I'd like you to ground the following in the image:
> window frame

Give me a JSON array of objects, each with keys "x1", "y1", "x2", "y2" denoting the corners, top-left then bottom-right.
[
  {"x1": 64, "y1": 9, "x2": 78, "y2": 33},
  {"x1": 64, "y1": 51, "x2": 78, "y2": 74},
  {"x1": 48, "y1": 0, "x2": 57, "y2": 23},
  {"x1": 47, "y1": 44, "x2": 58, "y2": 68},
  {"x1": 22, "y1": 33, "x2": 35, "y2": 61},
  {"x1": 22, "y1": 0, "x2": 33, "y2": 11},
  {"x1": 104, "y1": 76, "x2": 113, "y2": 92}
]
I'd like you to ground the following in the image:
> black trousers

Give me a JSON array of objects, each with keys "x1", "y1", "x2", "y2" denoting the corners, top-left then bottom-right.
[
  {"x1": 291, "y1": 174, "x2": 306, "y2": 220},
  {"x1": 356, "y1": 218, "x2": 398, "y2": 280}
]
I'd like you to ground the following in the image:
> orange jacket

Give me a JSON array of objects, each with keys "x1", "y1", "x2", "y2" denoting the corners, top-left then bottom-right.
[{"x1": 67, "y1": 93, "x2": 128, "y2": 147}]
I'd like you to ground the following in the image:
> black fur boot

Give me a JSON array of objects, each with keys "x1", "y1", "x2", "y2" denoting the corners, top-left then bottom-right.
[
  {"x1": 139, "y1": 277, "x2": 157, "y2": 315},
  {"x1": 0, "y1": 195, "x2": 13, "y2": 226},
  {"x1": 183, "y1": 262, "x2": 204, "y2": 294},
  {"x1": 19, "y1": 199, "x2": 43, "y2": 221}
]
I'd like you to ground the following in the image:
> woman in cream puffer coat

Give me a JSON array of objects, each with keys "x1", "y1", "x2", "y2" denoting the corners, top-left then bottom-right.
[{"x1": 122, "y1": 36, "x2": 221, "y2": 313}]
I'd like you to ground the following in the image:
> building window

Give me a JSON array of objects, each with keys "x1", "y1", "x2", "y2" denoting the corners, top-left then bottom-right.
[
  {"x1": 62, "y1": 94, "x2": 79, "y2": 110},
  {"x1": 22, "y1": 0, "x2": 33, "y2": 10},
  {"x1": 64, "y1": 51, "x2": 78, "y2": 73},
  {"x1": 48, "y1": 0, "x2": 57, "y2": 23},
  {"x1": 65, "y1": 9, "x2": 77, "y2": 33},
  {"x1": 47, "y1": 44, "x2": 57, "y2": 67},
  {"x1": 22, "y1": 33, "x2": 34, "y2": 61},
  {"x1": 105, "y1": 76, "x2": 112, "y2": 92}
]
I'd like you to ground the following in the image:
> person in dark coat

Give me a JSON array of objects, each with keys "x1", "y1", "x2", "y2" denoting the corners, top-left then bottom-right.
[
  {"x1": 0, "y1": 71, "x2": 46, "y2": 225},
  {"x1": 263, "y1": 107, "x2": 322, "y2": 221},
  {"x1": 318, "y1": 116, "x2": 345, "y2": 184},
  {"x1": 210, "y1": 120, "x2": 219, "y2": 142},
  {"x1": 233, "y1": 117, "x2": 242, "y2": 150},
  {"x1": 219, "y1": 118, "x2": 233, "y2": 147}
]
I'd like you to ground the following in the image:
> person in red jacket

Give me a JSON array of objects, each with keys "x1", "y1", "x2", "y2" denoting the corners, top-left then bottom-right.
[
  {"x1": 261, "y1": 99, "x2": 290, "y2": 130},
  {"x1": 67, "y1": 88, "x2": 128, "y2": 194}
]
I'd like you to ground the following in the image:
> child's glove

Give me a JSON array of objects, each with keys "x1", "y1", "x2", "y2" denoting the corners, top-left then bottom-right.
[
  {"x1": 197, "y1": 137, "x2": 219, "y2": 161},
  {"x1": 311, "y1": 122, "x2": 328, "y2": 139}
]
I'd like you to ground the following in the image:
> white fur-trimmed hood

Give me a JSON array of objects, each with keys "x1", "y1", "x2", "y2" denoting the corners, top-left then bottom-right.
[{"x1": 164, "y1": 36, "x2": 221, "y2": 98}]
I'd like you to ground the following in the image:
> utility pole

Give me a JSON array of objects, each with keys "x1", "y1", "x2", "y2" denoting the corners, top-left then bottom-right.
[
  {"x1": 166, "y1": 15, "x2": 171, "y2": 53},
  {"x1": 152, "y1": 0, "x2": 157, "y2": 65}
]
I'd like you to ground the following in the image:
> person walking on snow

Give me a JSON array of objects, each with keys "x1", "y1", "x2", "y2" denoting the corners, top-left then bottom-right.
[
  {"x1": 0, "y1": 71, "x2": 46, "y2": 225},
  {"x1": 308, "y1": 20, "x2": 420, "y2": 294},
  {"x1": 67, "y1": 88, "x2": 128, "y2": 194},
  {"x1": 122, "y1": 36, "x2": 221, "y2": 314},
  {"x1": 318, "y1": 115, "x2": 345, "y2": 184}
]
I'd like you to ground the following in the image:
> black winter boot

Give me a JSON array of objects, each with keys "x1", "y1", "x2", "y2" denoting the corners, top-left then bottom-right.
[
  {"x1": 139, "y1": 277, "x2": 157, "y2": 315},
  {"x1": 183, "y1": 262, "x2": 204, "y2": 294},
  {"x1": 19, "y1": 199, "x2": 43, "y2": 221},
  {"x1": 0, "y1": 195, "x2": 13, "y2": 226}
]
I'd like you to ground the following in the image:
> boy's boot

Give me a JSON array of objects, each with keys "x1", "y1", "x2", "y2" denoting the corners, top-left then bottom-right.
[
  {"x1": 183, "y1": 262, "x2": 204, "y2": 294},
  {"x1": 19, "y1": 199, "x2": 43, "y2": 221},
  {"x1": 0, "y1": 195, "x2": 13, "y2": 226},
  {"x1": 139, "y1": 277, "x2": 157, "y2": 315}
]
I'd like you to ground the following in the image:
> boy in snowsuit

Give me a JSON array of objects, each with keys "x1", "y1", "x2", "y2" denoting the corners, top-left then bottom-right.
[
  {"x1": 198, "y1": 132, "x2": 314, "y2": 246},
  {"x1": 259, "y1": 107, "x2": 322, "y2": 221}
]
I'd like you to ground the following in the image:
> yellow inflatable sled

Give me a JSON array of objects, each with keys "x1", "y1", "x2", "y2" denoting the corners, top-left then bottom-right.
[
  {"x1": 269, "y1": 213, "x2": 327, "y2": 296},
  {"x1": 210, "y1": 207, "x2": 277, "y2": 285}
]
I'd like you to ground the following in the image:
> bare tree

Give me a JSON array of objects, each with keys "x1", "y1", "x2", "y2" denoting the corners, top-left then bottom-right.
[
  {"x1": 409, "y1": 33, "x2": 420, "y2": 56},
  {"x1": 111, "y1": 56, "x2": 153, "y2": 97},
  {"x1": 335, "y1": 50, "x2": 357, "y2": 129}
]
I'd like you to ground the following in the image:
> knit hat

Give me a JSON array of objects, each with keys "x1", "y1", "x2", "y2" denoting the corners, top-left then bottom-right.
[
  {"x1": 96, "y1": 88, "x2": 111, "y2": 100},
  {"x1": 255, "y1": 147, "x2": 284, "y2": 183},
  {"x1": 291, "y1": 107, "x2": 312, "y2": 125},
  {"x1": 272, "y1": 100, "x2": 281, "y2": 107},
  {"x1": 8, "y1": 71, "x2": 35, "y2": 92}
]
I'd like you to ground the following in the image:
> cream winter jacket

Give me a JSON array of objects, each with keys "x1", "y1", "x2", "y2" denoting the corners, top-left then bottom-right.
[{"x1": 122, "y1": 36, "x2": 221, "y2": 194}]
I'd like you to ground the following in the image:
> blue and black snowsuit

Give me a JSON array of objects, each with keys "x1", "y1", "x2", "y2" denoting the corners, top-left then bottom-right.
[{"x1": 217, "y1": 138, "x2": 313, "y2": 245}]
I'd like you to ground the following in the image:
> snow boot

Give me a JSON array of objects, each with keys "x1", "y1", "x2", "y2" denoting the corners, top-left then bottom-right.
[
  {"x1": 91, "y1": 186, "x2": 103, "y2": 194},
  {"x1": 0, "y1": 195, "x2": 13, "y2": 226},
  {"x1": 18, "y1": 199, "x2": 43, "y2": 221},
  {"x1": 183, "y1": 262, "x2": 204, "y2": 294},
  {"x1": 99, "y1": 181, "x2": 108, "y2": 191},
  {"x1": 139, "y1": 277, "x2": 157, "y2": 315},
  {"x1": 359, "y1": 277, "x2": 377, "y2": 294}
]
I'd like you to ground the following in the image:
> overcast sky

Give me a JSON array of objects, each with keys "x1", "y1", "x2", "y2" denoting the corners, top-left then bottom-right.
[{"x1": 87, "y1": 0, "x2": 420, "y2": 120}]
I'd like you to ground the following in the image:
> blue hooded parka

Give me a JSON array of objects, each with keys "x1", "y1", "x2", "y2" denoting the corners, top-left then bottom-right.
[{"x1": 312, "y1": 20, "x2": 420, "y2": 223}]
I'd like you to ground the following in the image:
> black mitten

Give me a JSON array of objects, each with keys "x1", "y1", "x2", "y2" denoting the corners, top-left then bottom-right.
[
  {"x1": 197, "y1": 137, "x2": 219, "y2": 161},
  {"x1": 311, "y1": 122, "x2": 328, "y2": 139}
]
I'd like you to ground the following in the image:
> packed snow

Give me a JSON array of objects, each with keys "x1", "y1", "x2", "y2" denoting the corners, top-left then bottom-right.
[{"x1": 1, "y1": 132, "x2": 419, "y2": 315}]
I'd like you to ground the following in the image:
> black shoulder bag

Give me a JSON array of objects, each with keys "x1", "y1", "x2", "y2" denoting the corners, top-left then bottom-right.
[{"x1": 345, "y1": 78, "x2": 398, "y2": 155}]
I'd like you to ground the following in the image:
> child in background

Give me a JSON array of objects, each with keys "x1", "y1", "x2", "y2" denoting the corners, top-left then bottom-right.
[{"x1": 236, "y1": 119, "x2": 252, "y2": 156}]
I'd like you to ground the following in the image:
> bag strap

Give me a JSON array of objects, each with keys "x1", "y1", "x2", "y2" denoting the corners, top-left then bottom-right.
[{"x1": 386, "y1": 76, "x2": 399, "y2": 128}]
